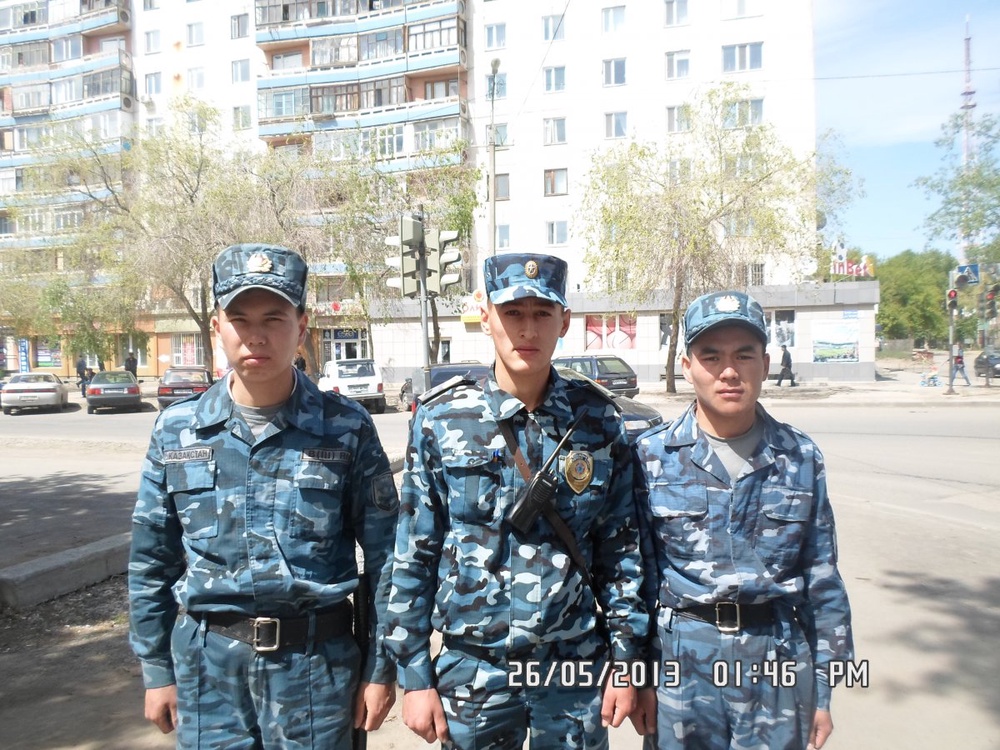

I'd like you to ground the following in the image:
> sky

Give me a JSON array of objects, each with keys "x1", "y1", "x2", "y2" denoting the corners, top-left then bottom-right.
[{"x1": 813, "y1": 0, "x2": 1000, "y2": 261}]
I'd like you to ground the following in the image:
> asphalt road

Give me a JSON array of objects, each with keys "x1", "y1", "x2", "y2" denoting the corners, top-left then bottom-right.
[{"x1": 1, "y1": 397, "x2": 998, "y2": 749}]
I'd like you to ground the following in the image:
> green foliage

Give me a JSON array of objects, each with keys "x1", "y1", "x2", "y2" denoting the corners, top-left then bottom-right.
[{"x1": 875, "y1": 249, "x2": 959, "y2": 346}]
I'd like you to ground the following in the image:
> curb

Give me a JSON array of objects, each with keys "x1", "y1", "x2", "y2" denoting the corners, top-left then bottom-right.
[
  {"x1": 0, "y1": 455, "x2": 407, "y2": 611},
  {"x1": 0, "y1": 532, "x2": 131, "y2": 611}
]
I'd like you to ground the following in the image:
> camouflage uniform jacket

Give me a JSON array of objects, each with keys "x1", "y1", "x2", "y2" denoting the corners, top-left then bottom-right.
[
  {"x1": 635, "y1": 402, "x2": 853, "y2": 708},
  {"x1": 129, "y1": 370, "x2": 399, "y2": 689},
  {"x1": 385, "y1": 369, "x2": 649, "y2": 690}
]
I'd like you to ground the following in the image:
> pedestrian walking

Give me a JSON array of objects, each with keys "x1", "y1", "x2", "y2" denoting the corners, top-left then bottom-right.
[
  {"x1": 777, "y1": 343, "x2": 797, "y2": 386},
  {"x1": 128, "y1": 243, "x2": 399, "y2": 749},
  {"x1": 950, "y1": 346, "x2": 971, "y2": 387},
  {"x1": 124, "y1": 351, "x2": 138, "y2": 378},
  {"x1": 75, "y1": 355, "x2": 88, "y2": 397},
  {"x1": 386, "y1": 253, "x2": 649, "y2": 749},
  {"x1": 293, "y1": 352, "x2": 306, "y2": 372},
  {"x1": 634, "y1": 290, "x2": 854, "y2": 750}
]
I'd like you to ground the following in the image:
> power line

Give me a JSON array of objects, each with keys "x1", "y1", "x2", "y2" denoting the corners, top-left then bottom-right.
[{"x1": 816, "y1": 66, "x2": 1000, "y2": 82}]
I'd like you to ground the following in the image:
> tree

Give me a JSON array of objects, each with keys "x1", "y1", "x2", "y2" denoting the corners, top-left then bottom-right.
[
  {"x1": 918, "y1": 112, "x2": 1000, "y2": 264},
  {"x1": 874, "y1": 249, "x2": 957, "y2": 347},
  {"x1": 577, "y1": 84, "x2": 844, "y2": 392}
]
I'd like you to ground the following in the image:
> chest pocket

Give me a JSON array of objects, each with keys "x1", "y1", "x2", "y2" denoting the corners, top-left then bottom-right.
[
  {"x1": 440, "y1": 451, "x2": 503, "y2": 525},
  {"x1": 647, "y1": 480, "x2": 710, "y2": 560},
  {"x1": 293, "y1": 460, "x2": 346, "y2": 542},
  {"x1": 166, "y1": 460, "x2": 218, "y2": 540},
  {"x1": 755, "y1": 488, "x2": 812, "y2": 567}
]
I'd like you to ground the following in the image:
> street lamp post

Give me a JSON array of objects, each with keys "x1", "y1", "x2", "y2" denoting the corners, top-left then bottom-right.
[{"x1": 488, "y1": 58, "x2": 500, "y2": 258}]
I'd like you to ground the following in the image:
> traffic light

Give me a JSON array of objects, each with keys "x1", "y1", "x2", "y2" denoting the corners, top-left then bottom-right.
[
  {"x1": 988, "y1": 284, "x2": 999, "y2": 319},
  {"x1": 946, "y1": 288, "x2": 958, "y2": 311},
  {"x1": 425, "y1": 229, "x2": 462, "y2": 296},
  {"x1": 385, "y1": 215, "x2": 422, "y2": 298}
]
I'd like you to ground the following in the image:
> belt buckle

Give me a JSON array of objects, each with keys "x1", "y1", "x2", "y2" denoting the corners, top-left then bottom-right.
[
  {"x1": 715, "y1": 602, "x2": 740, "y2": 634},
  {"x1": 252, "y1": 617, "x2": 281, "y2": 652}
]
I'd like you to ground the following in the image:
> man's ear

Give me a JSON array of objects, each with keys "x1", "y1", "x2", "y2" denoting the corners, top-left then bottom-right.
[
  {"x1": 681, "y1": 353, "x2": 693, "y2": 384},
  {"x1": 559, "y1": 307, "x2": 571, "y2": 338},
  {"x1": 480, "y1": 303, "x2": 491, "y2": 336}
]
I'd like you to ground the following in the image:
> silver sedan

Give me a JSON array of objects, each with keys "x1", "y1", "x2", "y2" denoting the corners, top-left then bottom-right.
[{"x1": 1, "y1": 373, "x2": 72, "y2": 415}]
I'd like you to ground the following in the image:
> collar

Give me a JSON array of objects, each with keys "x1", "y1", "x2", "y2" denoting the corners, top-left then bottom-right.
[
  {"x1": 194, "y1": 369, "x2": 326, "y2": 437},
  {"x1": 482, "y1": 366, "x2": 576, "y2": 424}
]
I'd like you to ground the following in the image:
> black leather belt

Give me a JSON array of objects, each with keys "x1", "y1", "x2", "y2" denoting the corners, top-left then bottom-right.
[
  {"x1": 675, "y1": 602, "x2": 775, "y2": 634},
  {"x1": 190, "y1": 601, "x2": 352, "y2": 652}
]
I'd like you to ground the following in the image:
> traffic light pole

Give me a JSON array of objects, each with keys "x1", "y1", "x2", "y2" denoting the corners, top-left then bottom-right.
[{"x1": 945, "y1": 307, "x2": 957, "y2": 395}]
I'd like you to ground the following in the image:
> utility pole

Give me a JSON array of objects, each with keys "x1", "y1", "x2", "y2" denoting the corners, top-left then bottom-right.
[{"x1": 487, "y1": 58, "x2": 500, "y2": 262}]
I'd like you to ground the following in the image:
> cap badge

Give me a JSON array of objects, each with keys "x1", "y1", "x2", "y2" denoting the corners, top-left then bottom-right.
[
  {"x1": 524, "y1": 260, "x2": 539, "y2": 279},
  {"x1": 565, "y1": 451, "x2": 593, "y2": 495},
  {"x1": 714, "y1": 295, "x2": 741, "y2": 313},
  {"x1": 247, "y1": 253, "x2": 273, "y2": 274}
]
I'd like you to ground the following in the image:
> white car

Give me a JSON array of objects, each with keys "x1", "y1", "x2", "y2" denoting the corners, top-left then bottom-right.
[
  {"x1": 317, "y1": 358, "x2": 386, "y2": 413},
  {"x1": 1, "y1": 373, "x2": 72, "y2": 415}
]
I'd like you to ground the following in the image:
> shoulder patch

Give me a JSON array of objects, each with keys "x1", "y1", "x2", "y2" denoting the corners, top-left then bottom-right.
[
  {"x1": 372, "y1": 471, "x2": 399, "y2": 512},
  {"x1": 419, "y1": 375, "x2": 477, "y2": 407}
]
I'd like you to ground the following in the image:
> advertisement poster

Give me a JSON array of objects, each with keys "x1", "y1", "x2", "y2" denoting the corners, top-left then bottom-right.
[
  {"x1": 812, "y1": 319, "x2": 859, "y2": 363},
  {"x1": 774, "y1": 310, "x2": 795, "y2": 347}
]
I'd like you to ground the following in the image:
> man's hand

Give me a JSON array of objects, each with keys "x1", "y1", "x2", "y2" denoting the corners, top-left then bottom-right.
[
  {"x1": 353, "y1": 681, "x2": 396, "y2": 732},
  {"x1": 600, "y1": 682, "x2": 637, "y2": 729},
  {"x1": 808, "y1": 709, "x2": 834, "y2": 749},
  {"x1": 402, "y1": 688, "x2": 450, "y2": 744},
  {"x1": 628, "y1": 687, "x2": 657, "y2": 735},
  {"x1": 144, "y1": 685, "x2": 178, "y2": 734}
]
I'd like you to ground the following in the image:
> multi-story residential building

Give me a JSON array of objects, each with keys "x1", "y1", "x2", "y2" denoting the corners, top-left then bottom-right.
[{"x1": 0, "y1": 0, "x2": 878, "y2": 384}]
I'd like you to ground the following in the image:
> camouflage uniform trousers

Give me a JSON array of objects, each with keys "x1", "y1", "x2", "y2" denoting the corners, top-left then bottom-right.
[
  {"x1": 171, "y1": 613, "x2": 361, "y2": 749},
  {"x1": 645, "y1": 608, "x2": 815, "y2": 750},
  {"x1": 435, "y1": 635, "x2": 611, "y2": 750}
]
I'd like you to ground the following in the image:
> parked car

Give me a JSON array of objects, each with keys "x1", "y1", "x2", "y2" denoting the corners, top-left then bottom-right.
[
  {"x1": 402, "y1": 361, "x2": 491, "y2": 411},
  {"x1": 157, "y1": 366, "x2": 213, "y2": 410},
  {"x1": 318, "y1": 358, "x2": 386, "y2": 413},
  {"x1": 86, "y1": 371, "x2": 143, "y2": 414},
  {"x1": 551, "y1": 354, "x2": 639, "y2": 398},
  {"x1": 1, "y1": 373, "x2": 72, "y2": 415},
  {"x1": 555, "y1": 366, "x2": 663, "y2": 443},
  {"x1": 973, "y1": 348, "x2": 1000, "y2": 378}
]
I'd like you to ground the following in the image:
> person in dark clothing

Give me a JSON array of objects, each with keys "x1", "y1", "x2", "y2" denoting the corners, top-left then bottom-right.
[
  {"x1": 294, "y1": 353, "x2": 306, "y2": 372},
  {"x1": 76, "y1": 356, "x2": 88, "y2": 396},
  {"x1": 777, "y1": 344, "x2": 797, "y2": 387},
  {"x1": 125, "y1": 351, "x2": 138, "y2": 378}
]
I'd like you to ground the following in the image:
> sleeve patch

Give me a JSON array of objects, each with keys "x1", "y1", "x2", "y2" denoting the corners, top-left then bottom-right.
[{"x1": 372, "y1": 471, "x2": 399, "y2": 512}]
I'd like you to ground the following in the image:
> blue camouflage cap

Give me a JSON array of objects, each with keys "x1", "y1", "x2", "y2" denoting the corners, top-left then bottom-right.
[
  {"x1": 684, "y1": 290, "x2": 767, "y2": 348},
  {"x1": 483, "y1": 253, "x2": 568, "y2": 307},
  {"x1": 212, "y1": 244, "x2": 308, "y2": 310}
]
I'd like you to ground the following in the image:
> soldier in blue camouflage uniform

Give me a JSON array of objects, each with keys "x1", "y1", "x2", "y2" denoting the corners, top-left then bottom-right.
[
  {"x1": 385, "y1": 253, "x2": 649, "y2": 749},
  {"x1": 634, "y1": 291, "x2": 854, "y2": 750},
  {"x1": 128, "y1": 244, "x2": 399, "y2": 749}
]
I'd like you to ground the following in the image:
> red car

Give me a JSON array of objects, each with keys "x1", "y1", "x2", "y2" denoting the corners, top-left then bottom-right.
[{"x1": 157, "y1": 366, "x2": 213, "y2": 410}]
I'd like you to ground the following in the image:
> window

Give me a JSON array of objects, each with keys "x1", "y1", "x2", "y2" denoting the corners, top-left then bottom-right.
[
  {"x1": 497, "y1": 224, "x2": 510, "y2": 250},
  {"x1": 542, "y1": 14, "x2": 565, "y2": 41},
  {"x1": 495, "y1": 173, "x2": 509, "y2": 200},
  {"x1": 724, "y1": 98, "x2": 763, "y2": 128},
  {"x1": 273, "y1": 52, "x2": 303, "y2": 70},
  {"x1": 51, "y1": 36, "x2": 82, "y2": 62},
  {"x1": 723, "y1": 43, "x2": 762, "y2": 72},
  {"x1": 748, "y1": 262, "x2": 765, "y2": 286},
  {"x1": 546, "y1": 221, "x2": 568, "y2": 245},
  {"x1": 723, "y1": 213, "x2": 755, "y2": 237},
  {"x1": 187, "y1": 68, "x2": 205, "y2": 90},
  {"x1": 232, "y1": 59, "x2": 250, "y2": 83},
  {"x1": 360, "y1": 77, "x2": 404, "y2": 108},
  {"x1": 667, "y1": 158, "x2": 692, "y2": 184},
  {"x1": 603, "y1": 58, "x2": 626, "y2": 86},
  {"x1": 544, "y1": 66, "x2": 565, "y2": 93},
  {"x1": 493, "y1": 122, "x2": 508, "y2": 145},
  {"x1": 359, "y1": 29, "x2": 403, "y2": 61},
  {"x1": 543, "y1": 117, "x2": 566, "y2": 145},
  {"x1": 665, "y1": 0, "x2": 688, "y2": 25},
  {"x1": 485, "y1": 23, "x2": 505, "y2": 48},
  {"x1": 413, "y1": 118, "x2": 459, "y2": 152},
  {"x1": 188, "y1": 112, "x2": 208, "y2": 134},
  {"x1": 231, "y1": 13, "x2": 249, "y2": 39},
  {"x1": 144, "y1": 0, "x2": 160, "y2": 8},
  {"x1": 666, "y1": 50, "x2": 690, "y2": 79},
  {"x1": 312, "y1": 36, "x2": 357, "y2": 67},
  {"x1": 605, "y1": 112, "x2": 627, "y2": 139},
  {"x1": 145, "y1": 30, "x2": 160, "y2": 54},
  {"x1": 489, "y1": 72, "x2": 507, "y2": 100},
  {"x1": 408, "y1": 18, "x2": 460, "y2": 52},
  {"x1": 544, "y1": 168, "x2": 568, "y2": 196},
  {"x1": 602, "y1": 6, "x2": 625, "y2": 33},
  {"x1": 172, "y1": 333, "x2": 204, "y2": 367},
  {"x1": 233, "y1": 105, "x2": 252, "y2": 130},
  {"x1": 187, "y1": 22, "x2": 204, "y2": 47},
  {"x1": 145, "y1": 72, "x2": 161, "y2": 96},
  {"x1": 667, "y1": 105, "x2": 690, "y2": 132},
  {"x1": 723, "y1": 0, "x2": 758, "y2": 18},
  {"x1": 424, "y1": 79, "x2": 458, "y2": 99}
]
